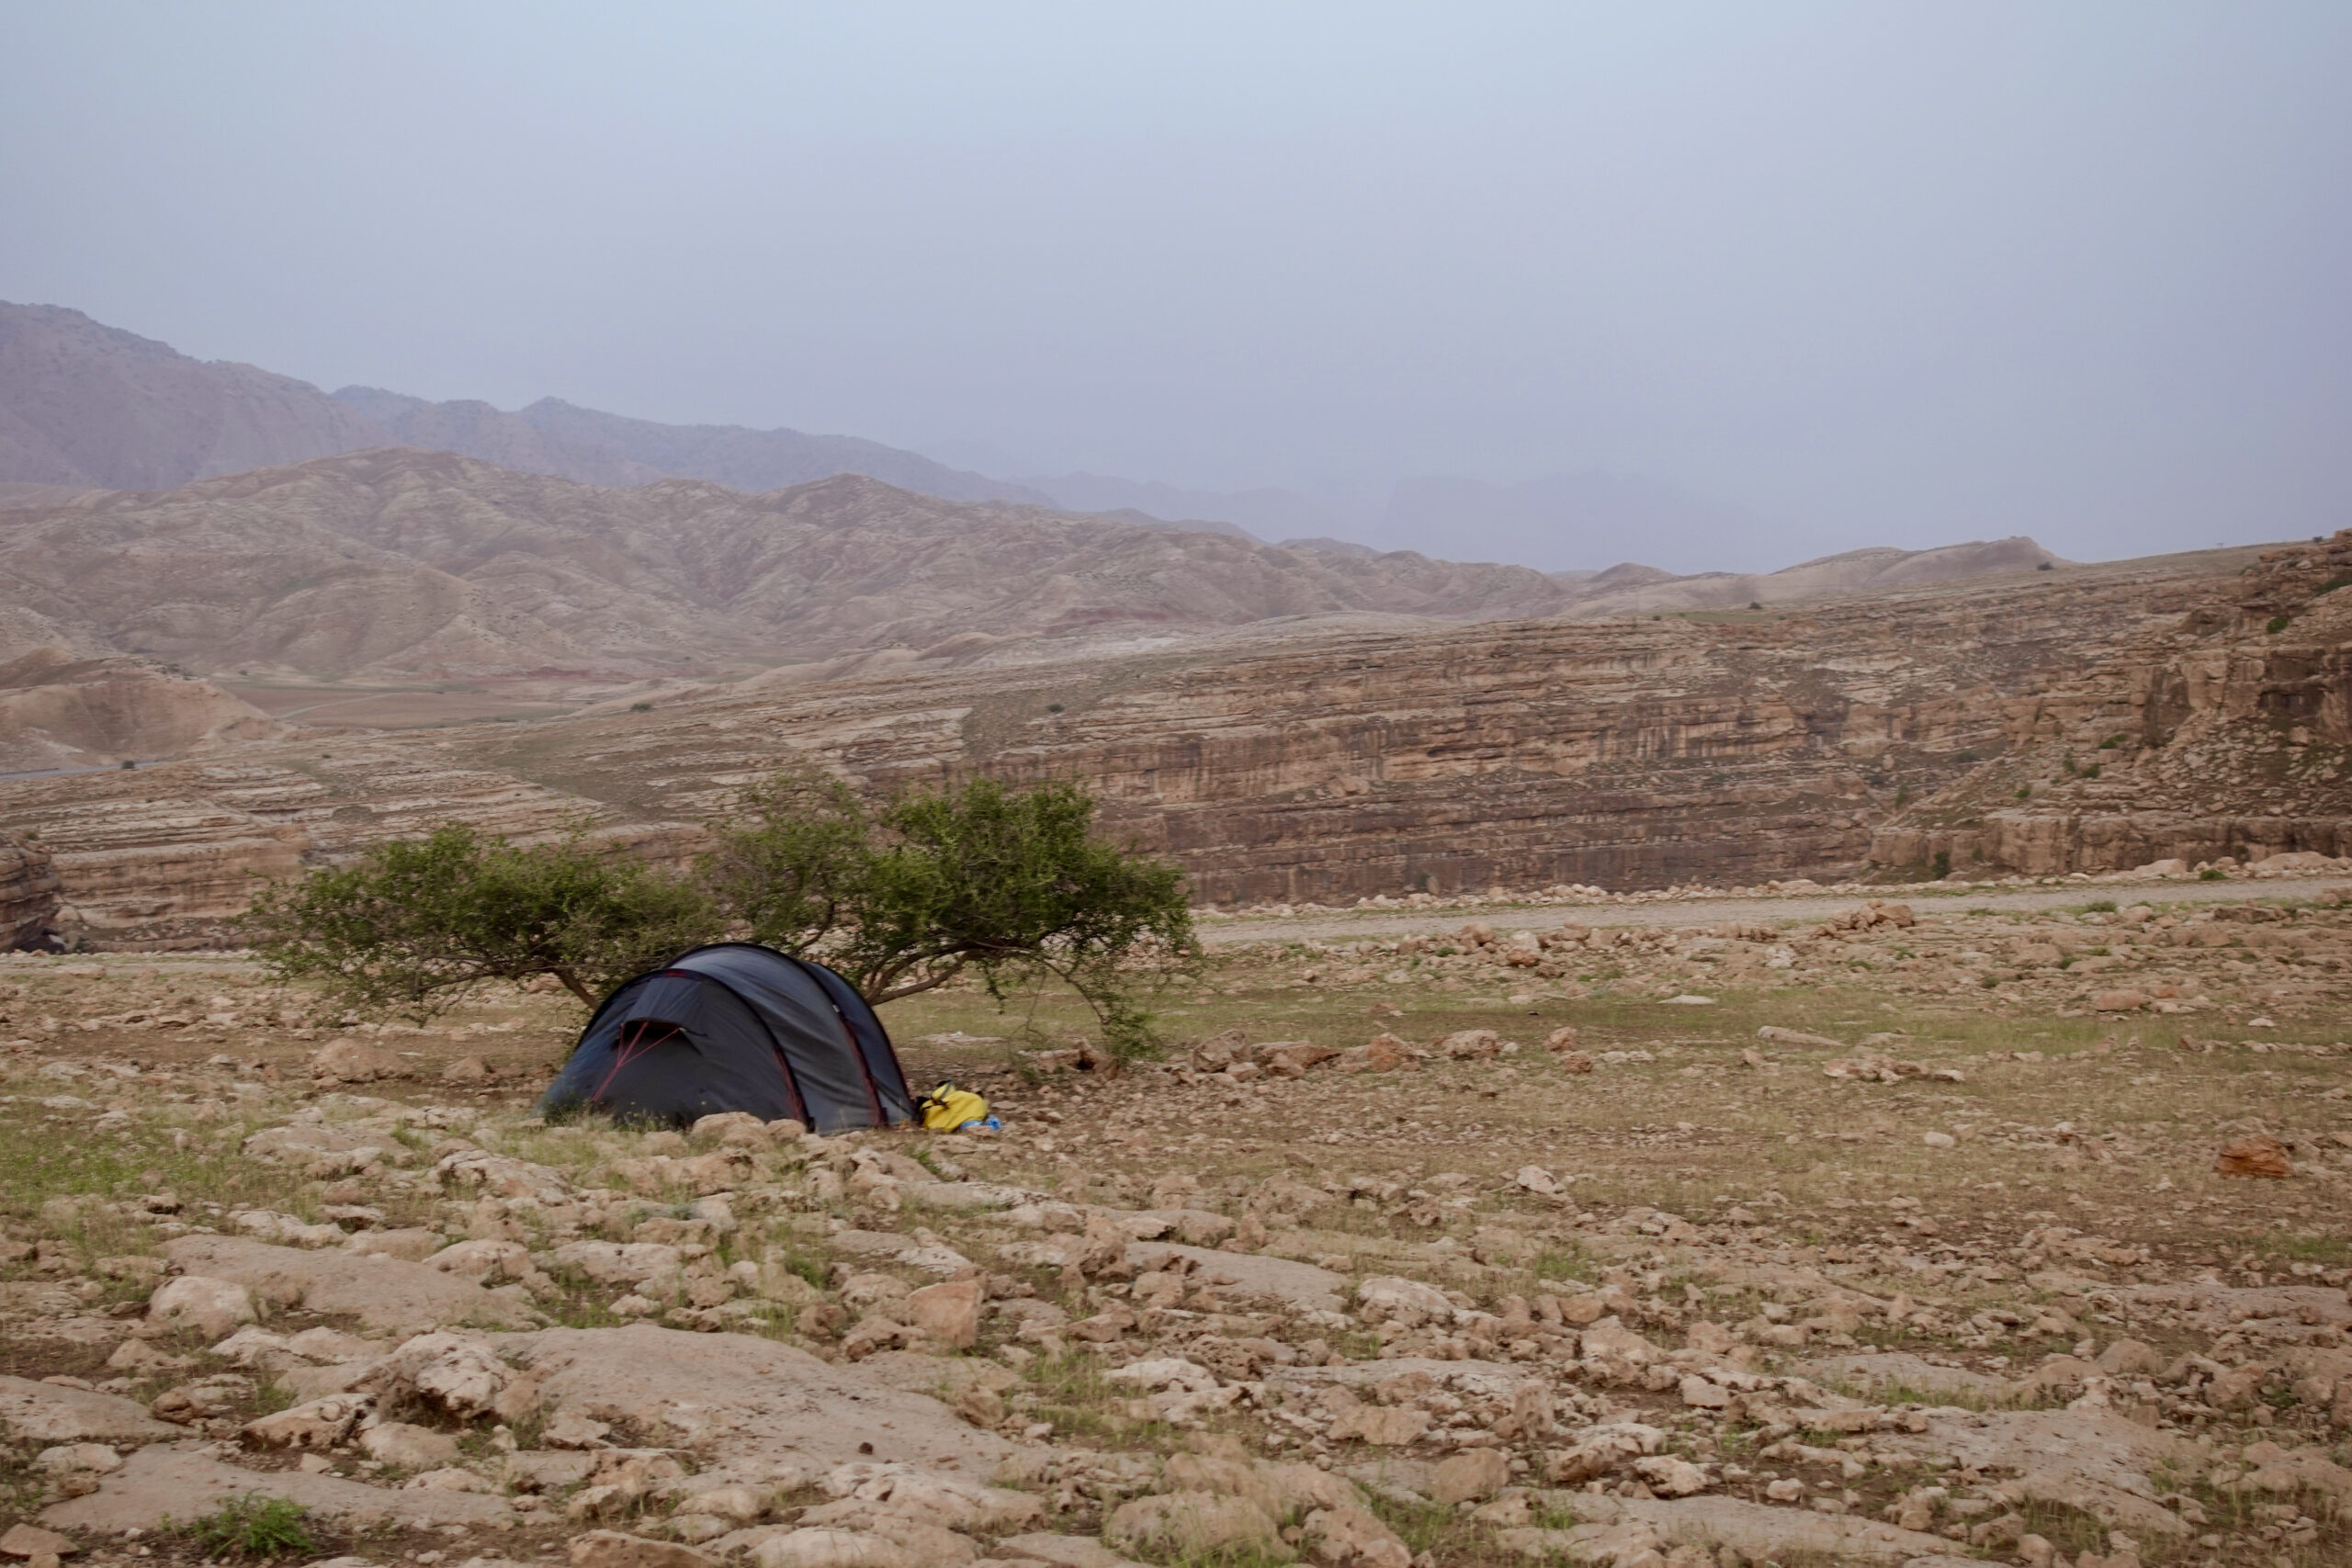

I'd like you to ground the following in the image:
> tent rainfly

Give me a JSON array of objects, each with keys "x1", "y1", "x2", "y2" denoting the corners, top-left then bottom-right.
[{"x1": 540, "y1": 943, "x2": 914, "y2": 1134}]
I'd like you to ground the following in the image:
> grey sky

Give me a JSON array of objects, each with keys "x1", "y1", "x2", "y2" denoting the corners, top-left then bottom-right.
[{"x1": 3, "y1": 3, "x2": 2347, "y2": 570}]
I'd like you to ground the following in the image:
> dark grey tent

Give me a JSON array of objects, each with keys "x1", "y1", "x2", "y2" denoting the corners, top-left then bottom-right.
[{"x1": 539, "y1": 943, "x2": 914, "y2": 1134}]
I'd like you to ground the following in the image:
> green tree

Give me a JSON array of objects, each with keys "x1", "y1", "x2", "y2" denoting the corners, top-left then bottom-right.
[
  {"x1": 704, "y1": 768, "x2": 1196, "y2": 1055},
  {"x1": 244, "y1": 824, "x2": 718, "y2": 1020}
]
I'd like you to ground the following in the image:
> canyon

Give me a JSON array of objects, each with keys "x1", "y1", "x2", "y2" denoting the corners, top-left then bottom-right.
[{"x1": 0, "y1": 510, "x2": 2337, "y2": 947}]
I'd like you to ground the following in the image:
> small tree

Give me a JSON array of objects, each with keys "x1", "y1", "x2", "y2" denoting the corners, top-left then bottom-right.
[
  {"x1": 704, "y1": 768, "x2": 1196, "y2": 1055},
  {"x1": 245, "y1": 824, "x2": 718, "y2": 1021}
]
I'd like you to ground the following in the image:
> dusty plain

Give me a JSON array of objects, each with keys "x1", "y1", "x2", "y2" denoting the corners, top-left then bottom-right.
[{"x1": 2, "y1": 879, "x2": 2347, "y2": 1568}]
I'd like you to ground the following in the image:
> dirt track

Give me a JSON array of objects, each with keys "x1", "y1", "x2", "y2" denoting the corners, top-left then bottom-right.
[{"x1": 1197, "y1": 874, "x2": 2347, "y2": 946}]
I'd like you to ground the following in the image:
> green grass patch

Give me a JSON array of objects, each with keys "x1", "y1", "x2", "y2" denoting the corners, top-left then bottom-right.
[{"x1": 170, "y1": 1494, "x2": 318, "y2": 1561}]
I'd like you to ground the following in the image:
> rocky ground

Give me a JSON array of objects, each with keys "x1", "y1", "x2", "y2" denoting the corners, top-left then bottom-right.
[{"x1": 3, "y1": 883, "x2": 2350, "y2": 1568}]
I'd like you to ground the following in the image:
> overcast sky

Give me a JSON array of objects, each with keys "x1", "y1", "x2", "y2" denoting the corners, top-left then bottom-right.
[{"x1": 4, "y1": 3, "x2": 2347, "y2": 567}]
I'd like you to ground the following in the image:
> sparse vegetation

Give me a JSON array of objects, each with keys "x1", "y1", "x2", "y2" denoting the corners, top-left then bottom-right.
[
  {"x1": 173, "y1": 1495, "x2": 317, "y2": 1561},
  {"x1": 702, "y1": 768, "x2": 1198, "y2": 1055},
  {"x1": 243, "y1": 821, "x2": 718, "y2": 1016}
]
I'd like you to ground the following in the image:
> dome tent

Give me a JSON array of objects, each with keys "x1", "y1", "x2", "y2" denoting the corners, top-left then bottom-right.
[{"x1": 540, "y1": 943, "x2": 914, "y2": 1134}]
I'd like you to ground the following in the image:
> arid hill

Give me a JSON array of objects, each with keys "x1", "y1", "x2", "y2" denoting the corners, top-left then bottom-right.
[
  {"x1": 0, "y1": 448, "x2": 2077, "y2": 690},
  {"x1": 0, "y1": 450, "x2": 1593, "y2": 683}
]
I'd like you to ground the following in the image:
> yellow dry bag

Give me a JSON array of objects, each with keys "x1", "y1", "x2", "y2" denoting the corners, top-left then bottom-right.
[{"x1": 916, "y1": 1081, "x2": 992, "y2": 1132}]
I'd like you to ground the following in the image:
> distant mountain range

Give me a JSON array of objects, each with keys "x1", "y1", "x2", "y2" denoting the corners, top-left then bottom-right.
[
  {"x1": 0, "y1": 301, "x2": 1046, "y2": 504},
  {"x1": 0, "y1": 299, "x2": 1798, "y2": 575}
]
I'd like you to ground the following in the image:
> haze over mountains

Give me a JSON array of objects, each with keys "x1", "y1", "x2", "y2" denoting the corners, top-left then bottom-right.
[
  {"x1": 0, "y1": 302, "x2": 1042, "y2": 506},
  {"x1": 1, "y1": 299, "x2": 1856, "y2": 574}
]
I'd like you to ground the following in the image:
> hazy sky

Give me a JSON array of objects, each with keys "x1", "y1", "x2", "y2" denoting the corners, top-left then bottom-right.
[{"x1": 4, "y1": 3, "x2": 2348, "y2": 566}]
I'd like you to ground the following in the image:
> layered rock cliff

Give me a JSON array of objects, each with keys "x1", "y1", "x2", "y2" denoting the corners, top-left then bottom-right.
[
  {"x1": 0, "y1": 542, "x2": 2239, "y2": 941},
  {"x1": 1870, "y1": 531, "x2": 2352, "y2": 875}
]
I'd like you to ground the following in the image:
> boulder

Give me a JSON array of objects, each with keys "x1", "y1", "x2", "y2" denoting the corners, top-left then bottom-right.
[
  {"x1": 901, "y1": 1280, "x2": 981, "y2": 1349},
  {"x1": 242, "y1": 1395, "x2": 367, "y2": 1450},
  {"x1": 571, "y1": 1532, "x2": 722, "y2": 1568},
  {"x1": 1104, "y1": 1494, "x2": 1284, "y2": 1558},
  {"x1": 360, "y1": 1332, "x2": 514, "y2": 1419},
  {"x1": 32, "y1": 1445, "x2": 121, "y2": 1476},
  {"x1": 991, "y1": 1536, "x2": 1147, "y2": 1568},
  {"x1": 0, "y1": 1377, "x2": 178, "y2": 1446},
  {"x1": 39, "y1": 1443, "x2": 511, "y2": 1532},
  {"x1": 1260, "y1": 1042, "x2": 1339, "y2": 1075},
  {"x1": 1118, "y1": 1246, "x2": 1344, "y2": 1314},
  {"x1": 1430, "y1": 1448, "x2": 1510, "y2": 1504},
  {"x1": 0, "y1": 1525, "x2": 76, "y2": 1560},
  {"x1": 359, "y1": 1422, "x2": 460, "y2": 1471},
  {"x1": 1337, "y1": 1034, "x2": 1416, "y2": 1073},
  {"x1": 161, "y1": 1236, "x2": 535, "y2": 1336},
  {"x1": 2216, "y1": 1135, "x2": 2293, "y2": 1179},
  {"x1": 501, "y1": 1325, "x2": 1025, "y2": 1472},
  {"x1": 1326, "y1": 1406, "x2": 1427, "y2": 1447},
  {"x1": 1301, "y1": 1505, "x2": 1408, "y2": 1568},
  {"x1": 747, "y1": 1531, "x2": 910, "y2": 1568},
  {"x1": 147, "y1": 1276, "x2": 256, "y2": 1339}
]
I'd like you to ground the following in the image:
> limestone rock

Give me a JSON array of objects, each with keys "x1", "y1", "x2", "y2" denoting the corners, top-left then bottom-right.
[
  {"x1": 162, "y1": 1235, "x2": 535, "y2": 1335},
  {"x1": 146, "y1": 1276, "x2": 255, "y2": 1339},
  {"x1": 502, "y1": 1325, "x2": 1024, "y2": 1472},
  {"x1": 1430, "y1": 1448, "x2": 1510, "y2": 1504},
  {"x1": 0, "y1": 1377, "x2": 177, "y2": 1446},
  {"x1": 242, "y1": 1395, "x2": 367, "y2": 1450},
  {"x1": 747, "y1": 1531, "x2": 910, "y2": 1568},
  {"x1": 1104, "y1": 1493, "x2": 1284, "y2": 1559},
  {"x1": 359, "y1": 1422, "x2": 460, "y2": 1471},
  {"x1": 570, "y1": 1532, "x2": 721, "y2": 1568},
  {"x1": 39, "y1": 1442, "x2": 512, "y2": 1532},
  {"x1": 991, "y1": 1536, "x2": 1147, "y2": 1568},
  {"x1": 1300, "y1": 1505, "x2": 1408, "y2": 1568},
  {"x1": 1326, "y1": 1405, "x2": 1427, "y2": 1447}
]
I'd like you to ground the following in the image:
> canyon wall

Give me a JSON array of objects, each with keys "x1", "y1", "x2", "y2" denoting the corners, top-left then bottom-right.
[
  {"x1": 0, "y1": 546, "x2": 2229, "y2": 942},
  {"x1": 1870, "y1": 532, "x2": 2352, "y2": 875}
]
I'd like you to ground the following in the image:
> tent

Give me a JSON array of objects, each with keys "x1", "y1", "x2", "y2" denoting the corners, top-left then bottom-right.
[{"x1": 540, "y1": 943, "x2": 914, "y2": 1134}]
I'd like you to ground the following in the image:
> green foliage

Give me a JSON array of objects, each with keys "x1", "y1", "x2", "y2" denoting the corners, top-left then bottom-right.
[
  {"x1": 2200, "y1": 866, "x2": 2227, "y2": 881},
  {"x1": 704, "y1": 767, "x2": 1197, "y2": 1056},
  {"x1": 1930, "y1": 850, "x2": 1951, "y2": 878},
  {"x1": 2266, "y1": 614, "x2": 2290, "y2": 634},
  {"x1": 2098, "y1": 733, "x2": 2124, "y2": 749},
  {"x1": 244, "y1": 822, "x2": 718, "y2": 1019},
  {"x1": 2081, "y1": 761, "x2": 2100, "y2": 779},
  {"x1": 2316, "y1": 576, "x2": 2350, "y2": 596},
  {"x1": 173, "y1": 1494, "x2": 317, "y2": 1561},
  {"x1": 2015, "y1": 785, "x2": 2031, "y2": 800}
]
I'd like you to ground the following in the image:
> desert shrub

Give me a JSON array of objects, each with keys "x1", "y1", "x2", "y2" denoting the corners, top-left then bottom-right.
[
  {"x1": 702, "y1": 768, "x2": 1197, "y2": 1056},
  {"x1": 245, "y1": 823, "x2": 718, "y2": 1017}
]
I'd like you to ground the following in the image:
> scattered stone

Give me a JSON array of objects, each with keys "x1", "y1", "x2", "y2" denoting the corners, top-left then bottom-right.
[
  {"x1": 0, "y1": 1525, "x2": 76, "y2": 1560},
  {"x1": 2215, "y1": 1134, "x2": 2293, "y2": 1178}
]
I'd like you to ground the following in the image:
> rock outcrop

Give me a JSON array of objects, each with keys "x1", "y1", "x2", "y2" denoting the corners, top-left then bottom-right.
[{"x1": 1872, "y1": 530, "x2": 2352, "y2": 875}]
